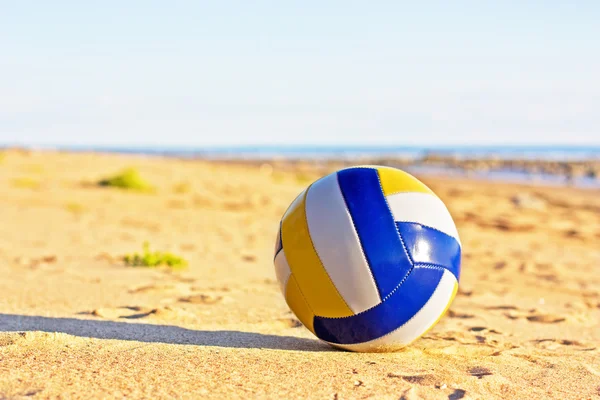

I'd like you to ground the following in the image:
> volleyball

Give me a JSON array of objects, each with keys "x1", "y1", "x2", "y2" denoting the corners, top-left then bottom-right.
[{"x1": 273, "y1": 165, "x2": 461, "y2": 352}]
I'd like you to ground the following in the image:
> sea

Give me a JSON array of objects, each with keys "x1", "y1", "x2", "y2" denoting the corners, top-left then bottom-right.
[
  {"x1": 40, "y1": 144, "x2": 600, "y2": 162},
  {"x1": 11, "y1": 144, "x2": 600, "y2": 188}
]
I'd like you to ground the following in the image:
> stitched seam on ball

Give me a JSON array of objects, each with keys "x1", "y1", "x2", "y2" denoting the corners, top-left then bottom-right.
[
  {"x1": 375, "y1": 171, "x2": 414, "y2": 267},
  {"x1": 317, "y1": 266, "x2": 416, "y2": 320},
  {"x1": 394, "y1": 220, "x2": 458, "y2": 240},
  {"x1": 302, "y1": 183, "x2": 353, "y2": 314},
  {"x1": 376, "y1": 268, "x2": 451, "y2": 340},
  {"x1": 415, "y1": 264, "x2": 446, "y2": 270},
  {"x1": 332, "y1": 291, "x2": 436, "y2": 348},
  {"x1": 339, "y1": 165, "x2": 378, "y2": 172},
  {"x1": 283, "y1": 187, "x2": 316, "y2": 317},
  {"x1": 386, "y1": 189, "x2": 434, "y2": 196},
  {"x1": 330, "y1": 305, "x2": 414, "y2": 346},
  {"x1": 315, "y1": 246, "x2": 452, "y2": 320},
  {"x1": 335, "y1": 172, "x2": 380, "y2": 303},
  {"x1": 315, "y1": 175, "x2": 433, "y2": 321},
  {"x1": 381, "y1": 262, "x2": 414, "y2": 303},
  {"x1": 414, "y1": 263, "x2": 455, "y2": 274},
  {"x1": 287, "y1": 273, "x2": 316, "y2": 316},
  {"x1": 330, "y1": 268, "x2": 452, "y2": 347}
]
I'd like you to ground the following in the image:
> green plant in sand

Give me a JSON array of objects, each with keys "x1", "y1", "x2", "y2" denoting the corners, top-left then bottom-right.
[
  {"x1": 124, "y1": 242, "x2": 188, "y2": 269},
  {"x1": 98, "y1": 168, "x2": 154, "y2": 192},
  {"x1": 172, "y1": 181, "x2": 192, "y2": 194},
  {"x1": 11, "y1": 177, "x2": 41, "y2": 189},
  {"x1": 65, "y1": 202, "x2": 86, "y2": 214}
]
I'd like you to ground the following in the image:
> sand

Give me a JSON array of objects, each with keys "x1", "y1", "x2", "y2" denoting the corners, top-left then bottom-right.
[{"x1": 0, "y1": 149, "x2": 598, "y2": 400}]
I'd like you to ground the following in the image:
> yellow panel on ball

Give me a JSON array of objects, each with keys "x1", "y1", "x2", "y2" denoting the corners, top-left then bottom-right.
[
  {"x1": 281, "y1": 186, "x2": 354, "y2": 318},
  {"x1": 376, "y1": 166, "x2": 434, "y2": 196},
  {"x1": 284, "y1": 275, "x2": 316, "y2": 334}
]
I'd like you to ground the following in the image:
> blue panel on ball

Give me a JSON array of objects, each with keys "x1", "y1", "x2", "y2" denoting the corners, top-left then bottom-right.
[
  {"x1": 395, "y1": 222, "x2": 461, "y2": 282},
  {"x1": 313, "y1": 266, "x2": 444, "y2": 345},
  {"x1": 336, "y1": 168, "x2": 412, "y2": 299}
]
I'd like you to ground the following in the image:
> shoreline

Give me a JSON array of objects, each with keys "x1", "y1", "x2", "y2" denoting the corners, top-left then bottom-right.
[
  {"x1": 211, "y1": 156, "x2": 600, "y2": 189},
  {"x1": 2, "y1": 147, "x2": 600, "y2": 189}
]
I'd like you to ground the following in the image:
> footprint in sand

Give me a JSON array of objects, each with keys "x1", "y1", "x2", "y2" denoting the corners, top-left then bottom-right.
[
  {"x1": 468, "y1": 326, "x2": 502, "y2": 334},
  {"x1": 488, "y1": 218, "x2": 535, "y2": 232},
  {"x1": 80, "y1": 306, "x2": 152, "y2": 319},
  {"x1": 485, "y1": 305, "x2": 518, "y2": 310},
  {"x1": 530, "y1": 338, "x2": 596, "y2": 351},
  {"x1": 448, "y1": 389, "x2": 467, "y2": 400},
  {"x1": 399, "y1": 374, "x2": 437, "y2": 386},
  {"x1": 423, "y1": 331, "x2": 484, "y2": 345},
  {"x1": 505, "y1": 310, "x2": 565, "y2": 323},
  {"x1": 484, "y1": 305, "x2": 566, "y2": 323},
  {"x1": 275, "y1": 317, "x2": 303, "y2": 328},
  {"x1": 178, "y1": 294, "x2": 223, "y2": 305},
  {"x1": 15, "y1": 255, "x2": 58, "y2": 269},
  {"x1": 447, "y1": 310, "x2": 475, "y2": 319},
  {"x1": 423, "y1": 329, "x2": 518, "y2": 356},
  {"x1": 457, "y1": 287, "x2": 474, "y2": 297},
  {"x1": 129, "y1": 283, "x2": 178, "y2": 294},
  {"x1": 192, "y1": 285, "x2": 231, "y2": 293},
  {"x1": 128, "y1": 282, "x2": 229, "y2": 308},
  {"x1": 129, "y1": 280, "x2": 205, "y2": 295},
  {"x1": 525, "y1": 314, "x2": 566, "y2": 323},
  {"x1": 81, "y1": 305, "x2": 196, "y2": 320},
  {"x1": 468, "y1": 367, "x2": 493, "y2": 379}
]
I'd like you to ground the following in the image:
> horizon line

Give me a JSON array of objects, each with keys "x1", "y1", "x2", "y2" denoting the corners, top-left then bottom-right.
[{"x1": 2, "y1": 143, "x2": 600, "y2": 150}]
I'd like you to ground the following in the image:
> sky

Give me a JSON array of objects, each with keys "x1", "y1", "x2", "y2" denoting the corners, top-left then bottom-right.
[{"x1": 1, "y1": 1, "x2": 599, "y2": 147}]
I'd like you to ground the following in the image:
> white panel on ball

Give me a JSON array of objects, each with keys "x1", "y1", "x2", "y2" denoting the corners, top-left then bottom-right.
[{"x1": 305, "y1": 173, "x2": 382, "y2": 314}]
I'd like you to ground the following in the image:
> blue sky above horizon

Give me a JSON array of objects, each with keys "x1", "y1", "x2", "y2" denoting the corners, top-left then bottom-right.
[{"x1": 1, "y1": 1, "x2": 599, "y2": 147}]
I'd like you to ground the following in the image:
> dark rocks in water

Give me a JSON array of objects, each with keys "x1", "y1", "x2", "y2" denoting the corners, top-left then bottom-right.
[{"x1": 236, "y1": 153, "x2": 600, "y2": 185}]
